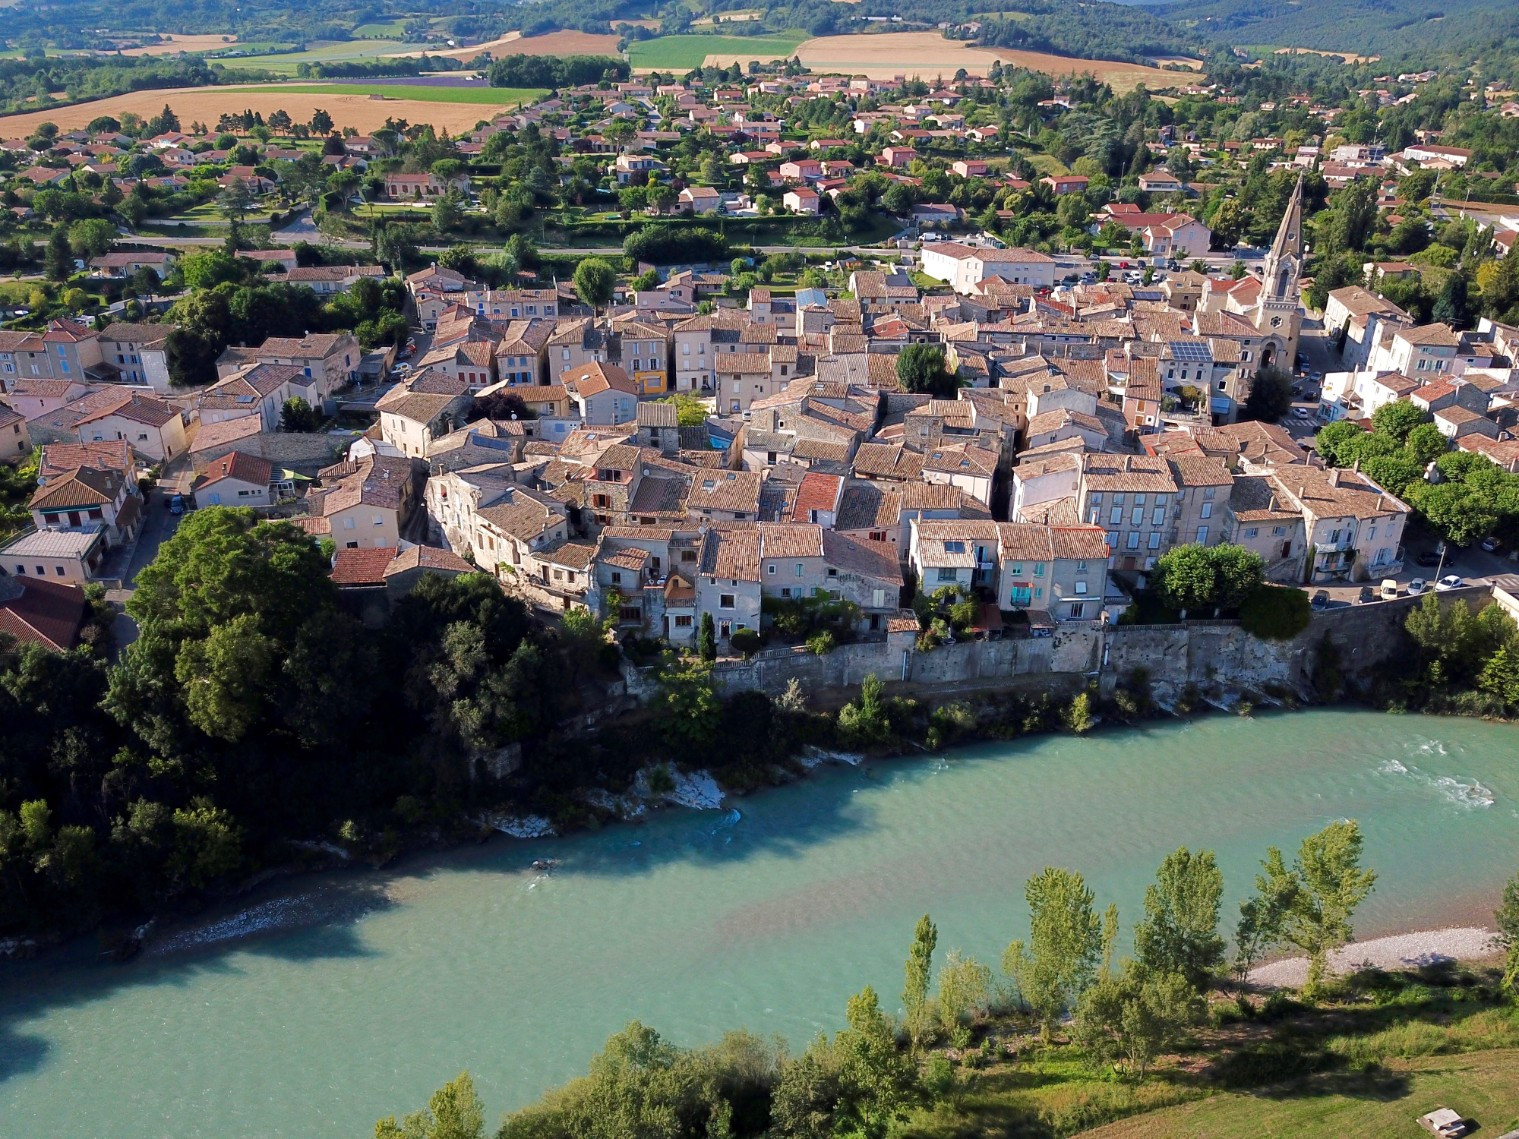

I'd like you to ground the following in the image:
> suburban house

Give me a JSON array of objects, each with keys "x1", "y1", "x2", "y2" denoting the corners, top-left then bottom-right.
[
  {"x1": 72, "y1": 391, "x2": 187, "y2": 462},
  {"x1": 0, "y1": 574, "x2": 88, "y2": 651},
  {"x1": 97, "y1": 323, "x2": 176, "y2": 392},
  {"x1": 376, "y1": 374, "x2": 474, "y2": 458},
  {"x1": 383, "y1": 171, "x2": 472, "y2": 200},
  {"x1": 192, "y1": 450, "x2": 275, "y2": 509},
  {"x1": 28, "y1": 463, "x2": 141, "y2": 547}
]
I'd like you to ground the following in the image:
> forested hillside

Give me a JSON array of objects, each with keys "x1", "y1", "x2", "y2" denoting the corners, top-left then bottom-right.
[{"x1": 1153, "y1": 0, "x2": 1519, "y2": 65}]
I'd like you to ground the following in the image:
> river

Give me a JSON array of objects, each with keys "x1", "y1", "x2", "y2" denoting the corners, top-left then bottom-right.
[{"x1": 1, "y1": 709, "x2": 1515, "y2": 1136}]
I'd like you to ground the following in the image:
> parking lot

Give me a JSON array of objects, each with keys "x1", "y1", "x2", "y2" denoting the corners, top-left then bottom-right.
[{"x1": 1305, "y1": 537, "x2": 1517, "y2": 609}]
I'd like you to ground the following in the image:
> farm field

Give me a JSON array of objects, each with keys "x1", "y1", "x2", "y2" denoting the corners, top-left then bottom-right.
[
  {"x1": 0, "y1": 83, "x2": 533, "y2": 134},
  {"x1": 119, "y1": 34, "x2": 239, "y2": 57},
  {"x1": 1273, "y1": 46, "x2": 1381, "y2": 63},
  {"x1": 222, "y1": 83, "x2": 546, "y2": 106},
  {"x1": 396, "y1": 30, "x2": 623, "y2": 62},
  {"x1": 628, "y1": 31, "x2": 808, "y2": 70},
  {"x1": 226, "y1": 40, "x2": 436, "y2": 74},
  {"x1": 791, "y1": 32, "x2": 1180, "y2": 89}
]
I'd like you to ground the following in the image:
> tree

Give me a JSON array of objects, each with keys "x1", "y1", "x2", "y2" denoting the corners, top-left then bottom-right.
[
  {"x1": 218, "y1": 177, "x2": 255, "y2": 223},
  {"x1": 697, "y1": 612, "x2": 716, "y2": 662},
  {"x1": 375, "y1": 1071, "x2": 484, "y2": 1139},
  {"x1": 1003, "y1": 867, "x2": 1102, "y2": 1041},
  {"x1": 45, "y1": 229, "x2": 72, "y2": 283},
  {"x1": 1370, "y1": 400, "x2": 1430, "y2": 443},
  {"x1": 935, "y1": 951, "x2": 993, "y2": 1042},
  {"x1": 309, "y1": 109, "x2": 333, "y2": 136},
  {"x1": 833, "y1": 986, "x2": 920, "y2": 1138},
  {"x1": 280, "y1": 397, "x2": 319, "y2": 433},
  {"x1": 652, "y1": 657, "x2": 720, "y2": 756},
  {"x1": 1133, "y1": 847, "x2": 1224, "y2": 992},
  {"x1": 1314, "y1": 420, "x2": 1366, "y2": 466},
  {"x1": 1498, "y1": 871, "x2": 1519, "y2": 998},
  {"x1": 1479, "y1": 645, "x2": 1519, "y2": 709},
  {"x1": 895, "y1": 343, "x2": 958, "y2": 398},
  {"x1": 903, "y1": 913, "x2": 937, "y2": 1051},
  {"x1": 573, "y1": 257, "x2": 616, "y2": 315},
  {"x1": 658, "y1": 392, "x2": 708, "y2": 427},
  {"x1": 1406, "y1": 422, "x2": 1449, "y2": 465},
  {"x1": 1153, "y1": 544, "x2": 1264, "y2": 617},
  {"x1": 68, "y1": 218, "x2": 116, "y2": 259},
  {"x1": 1151, "y1": 545, "x2": 1218, "y2": 617},
  {"x1": 1074, "y1": 965, "x2": 1201, "y2": 1080},
  {"x1": 1241, "y1": 366, "x2": 1293, "y2": 423},
  {"x1": 431, "y1": 191, "x2": 463, "y2": 233},
  {"x1": 837, "y1": 673, "x2": 891, "y2": 747},
  {"x1": 1249, "y1": 821, "x2": 1377, "y2": 998}
]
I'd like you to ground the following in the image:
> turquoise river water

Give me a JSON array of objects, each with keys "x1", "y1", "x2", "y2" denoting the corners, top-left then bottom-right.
[{"x1": 1, "y1": 709, "x2": 1517, "y2": 1136}]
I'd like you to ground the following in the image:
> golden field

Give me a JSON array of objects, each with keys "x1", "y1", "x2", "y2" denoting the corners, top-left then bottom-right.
[
  {"x1": 702, "y1": 32, "x2": 1180, "y2": 91},
  {"x1": 119, "y1": 34, "x2": 238, "y2": 57},
  {"x1": 394, "y1": 30, "x2": 622, "y2": 62},
  {"x1": 0, "y1": 83, "x2": 528, "y2": 135}
]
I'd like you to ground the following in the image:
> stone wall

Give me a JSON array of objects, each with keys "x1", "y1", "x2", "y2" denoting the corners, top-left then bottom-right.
[
  {"x1": 1100, "y1": 586, "x2": 1492, "y2": 701},
  {"x1": 625, "y1": 587, "x2": 1499, "y2": 707}
]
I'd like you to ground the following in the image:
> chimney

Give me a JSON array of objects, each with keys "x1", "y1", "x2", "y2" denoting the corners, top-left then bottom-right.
[{"x1": 1330, "y1": 468, "x2": 1342, "y2": 486}]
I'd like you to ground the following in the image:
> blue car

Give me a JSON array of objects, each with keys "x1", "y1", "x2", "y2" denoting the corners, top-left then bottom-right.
[{"x1": 168, "y1": 494, "x2": 185, "y2": 515}]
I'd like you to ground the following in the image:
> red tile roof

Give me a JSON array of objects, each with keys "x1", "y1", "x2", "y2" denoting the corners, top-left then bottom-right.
[{"x1": 330, "y1": 547, "x2": 396, "y2": 586}]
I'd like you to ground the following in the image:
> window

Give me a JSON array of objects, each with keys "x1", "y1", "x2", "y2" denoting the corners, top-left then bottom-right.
[
  {"x1": 1112, "y1": 494, "x2": 1126, "y2": 506},
  {"x1": 719, "y1": 594, "x2": 736, "y2": 609},
  {"x1": 610, "y1": 571, "x2": 622, "y2": 584},
  {"x1": 1075, "y1": 559, "x2": 1088, "y2": 572},
  {"x1": 1243, "y1": 527, "x2": 1259, "y2": 539},
  {"x1": 1200, "y1": 502, "x2": 1212, "y2": 519},
  {"x1": 1272, "y1": 525, "x2": 1286, "y2": 536},
  {"x1": 343, "y1": 517, "x2": 355, "y2": 530},
  {"x1": 1217, "y1": 381, "x2": 1227, "y2": 391},
  {"x1": 345, "y1": 541, "x2": 358, "y2": 549},
  {"x1": 619, "y1": 606, "x2": 641, "y2": 622},
  {"x1": 55, "y1": 566, "x2": 65, "y2": 576},
  {"x1": 674, "y1": 614, "x2": 693, "y2": 627},
  {"x1": 1109, "y1": 506, "x2": 1123, "y2": 526},
  {"x1": 1147, "y1": 531, "x2": 1162, "y2": 550},
  {"x1": 1195, "y1": 526, "x2": 1209, "y2": 543},
  {"x1": 1069, "y1": 602, "x2": 1085, "y2": 619},
  {"x1": 1126, "y1": 531, "x2": 1140, "y2": 550},
  {"x1": 780, "y1": 587, "x2": 793, "y2": 598},
  {"x1": 766, "y1": 564, "x2": 776, "y2": 575},
  {"x1": 1033, "y1": 563, "x2": 1044, "y2": 576},
  {"x1": 372, "y1": 514, "x2": 383, "y2": 526},
  {"x1": 943, "y1": 540, "x2": 965, "y2": 554},
  {"x1": 13, "y1": 564, "x2": 22, "y2": 574},
  {"x1": 1089, "y1": 494, "x2": 1103, "y2": 506},
  {"x1": 936, "y1": 567, "x2": 958, "y2": 583},
  {"x1": 795, "y1": 563, "x2": 804, "y2": 577},
  {"x1": 1152, "y1": 505, "x2": 1166, "y2": 526}
]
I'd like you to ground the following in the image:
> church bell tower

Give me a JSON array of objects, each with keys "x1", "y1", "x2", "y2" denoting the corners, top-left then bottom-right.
[{"x1": 1254, "y1": 174, "x2": 1305, "y2": 372}]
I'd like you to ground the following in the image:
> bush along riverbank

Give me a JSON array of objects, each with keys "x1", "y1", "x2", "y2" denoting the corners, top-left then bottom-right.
[{"x1": 375, "y1": 838, "x2": 1519, "y2": 1139}]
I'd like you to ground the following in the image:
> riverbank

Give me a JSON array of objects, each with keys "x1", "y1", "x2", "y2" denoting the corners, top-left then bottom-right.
[{"x1": 1251, "y1": 926, "x2": 1504, "y2": 988}]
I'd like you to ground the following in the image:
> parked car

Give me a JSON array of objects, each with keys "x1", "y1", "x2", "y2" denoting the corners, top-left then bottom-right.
[
  {"x1": 168, "y1": 494, "x2": 185, "y2": 515},
  {"x1": 1381, "y1": 578, "x2": 1399, "y2": 600},
  {"x1": 1435, "y1": 575, "x2": 1465, "y2": 591},
  {"x1": 1357, "y1": 585, "x2": 1375, "y2": 604},
  {"x1": 1481, "y1": 536, "x2": 1500, "y2": 552},
  {"x1": 1311, "y1": 589, "x2": 1330, "y2": 610},
  {"x1": 1415, "y1": 551, "x2": 1441, "y2": 567},
  {"x1": 1309, "y1": 370, "x2": 1322, "y2": 382},
  {"x1": 1293, "y1": 407, "x2": 1314, "y2": 419},
  {"x1": 1408, "y1": 578, "x2": 1428, "y2": 594}
]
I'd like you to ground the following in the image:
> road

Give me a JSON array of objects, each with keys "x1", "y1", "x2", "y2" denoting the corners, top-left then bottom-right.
[{"x1": 103, "y1": 485, "x2": 183, "y2": 655}]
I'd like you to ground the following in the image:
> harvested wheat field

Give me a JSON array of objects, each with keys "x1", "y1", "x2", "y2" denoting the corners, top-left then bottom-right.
[
  {"x1": 1275, "y1": 46, "x2": 1380, "y2": 64},
  {"x1": 396, "y1": 30, "x2": 622, "y2": 62},
  {"x1": 119, "y1": 34, "x2": 238, "y2": 57},
  {"x1": 784, "y1": 33, "x2": 1176, "y2": 90},
  {"x1": 0, "y1": 83, "x2": 531, "y2": 135}
]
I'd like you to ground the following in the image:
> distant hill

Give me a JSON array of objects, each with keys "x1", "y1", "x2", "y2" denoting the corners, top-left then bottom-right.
[{"x1": 1147, "y1": 0, "x2": 1519, "y2": 61}]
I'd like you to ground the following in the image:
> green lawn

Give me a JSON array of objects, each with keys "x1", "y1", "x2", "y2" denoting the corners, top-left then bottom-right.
[
  {"x1": 1083, "y1": 1049, "x2": 1519, "y2": 1139},
  {"x1": 627, "y1": 31, "x2": 807, "y2": 70},
  {"x1": 220, "y1": 83, "x2": 546, "y2": 105},
  {"x1": 353, "y1": 21, "x2": 408, "y2": 38}
]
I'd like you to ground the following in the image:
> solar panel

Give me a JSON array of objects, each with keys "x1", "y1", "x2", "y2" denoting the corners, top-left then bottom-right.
[{"x1": 1167, "y1": 340, "x2": 1212, "y2": 363}]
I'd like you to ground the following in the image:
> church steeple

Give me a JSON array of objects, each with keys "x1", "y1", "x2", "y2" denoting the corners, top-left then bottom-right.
[{"x1": 1263, "y1": 175, "x2": 1305, "y2": 303}]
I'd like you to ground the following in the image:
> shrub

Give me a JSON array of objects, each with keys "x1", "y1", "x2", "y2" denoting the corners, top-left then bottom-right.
[
  {"x1": 730, "y1": 628, "x2": 763, "y2": 658},
  {"x1": 1239, "y1": 583, "x2": 1311, "y2": 641},
  {"x1": 806, "y1": 631, "x2": 836, "y2": 656}
]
